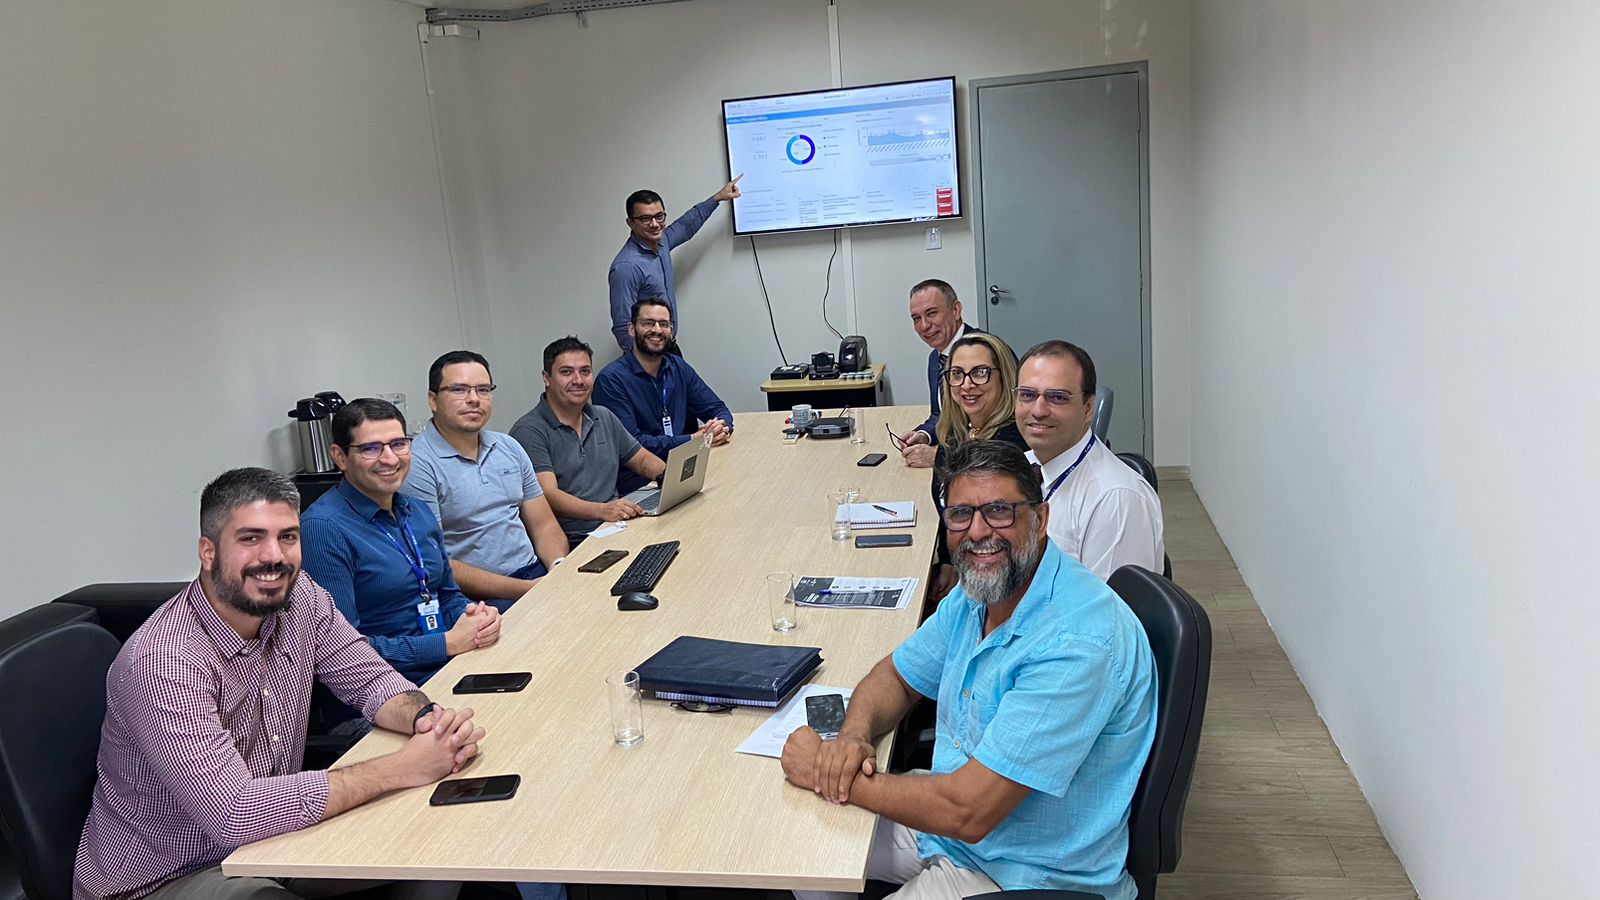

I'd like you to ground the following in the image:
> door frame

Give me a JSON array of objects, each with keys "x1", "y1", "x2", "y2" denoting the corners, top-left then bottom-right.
[{"x1": 968, "y1": 61, "x2": 1153, "y2": 458}]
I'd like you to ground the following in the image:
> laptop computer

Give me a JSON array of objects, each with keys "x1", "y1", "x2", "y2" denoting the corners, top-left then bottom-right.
[{"x1": 622, "y1": 436, "x2": 712, "y2": 516}]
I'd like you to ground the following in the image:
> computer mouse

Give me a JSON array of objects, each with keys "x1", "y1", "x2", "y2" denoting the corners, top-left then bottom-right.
[{"x1": 617, "y1": 591, "x2": 659, "y2": 611}]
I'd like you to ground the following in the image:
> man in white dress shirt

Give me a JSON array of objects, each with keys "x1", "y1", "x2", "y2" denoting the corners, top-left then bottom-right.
[{"x1": 1013, "y1": 341, "x2": 1164, "y2": 579}]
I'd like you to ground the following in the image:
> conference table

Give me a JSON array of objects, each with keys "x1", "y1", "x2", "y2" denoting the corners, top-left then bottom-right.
[{"x1": 224, "y1": 407, "x2": 939, "y2": 890}]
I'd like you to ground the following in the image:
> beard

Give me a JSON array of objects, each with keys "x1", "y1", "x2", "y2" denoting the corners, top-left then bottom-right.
[
  {"x1": 955, "y1": 526, "x2": 1044, "y2": 607},
  {"x1": 633, "y1": 330, "x2": 666, "y2": 359},
  {"x1": 210, "y1": 559, "x2": 297, "y2": 617}
]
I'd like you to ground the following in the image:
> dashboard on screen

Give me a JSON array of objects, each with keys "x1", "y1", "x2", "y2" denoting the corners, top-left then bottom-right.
[{"x1": 722, "y1": 76, "x2": 960, "y2": 235}]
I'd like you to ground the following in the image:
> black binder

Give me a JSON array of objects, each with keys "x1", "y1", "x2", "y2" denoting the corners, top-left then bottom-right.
[{"x1": 635, "y1": 636, "x2": 823, "y2": 707}]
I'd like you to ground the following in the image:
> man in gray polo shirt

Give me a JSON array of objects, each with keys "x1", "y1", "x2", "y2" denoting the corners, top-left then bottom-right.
[
  {"x1": 405, "y1": 350, "x2": 571, "y2": 613},
  {"x1": 510, "y1": 336, "x2": 667, "y2": 546}
]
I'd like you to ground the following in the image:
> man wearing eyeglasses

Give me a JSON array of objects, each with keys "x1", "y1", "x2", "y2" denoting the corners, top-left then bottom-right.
[
  {"x1": 1014, "y1": 341, "x2": 1164, "y2": 580},
  {"x1": 607, "y1": 178, "x2": 742, "y2": 353},
  {"x1": 781, "y1": 440, "x2": 1157, "y2": 900},
  {"x1": 302, "y1": 398, "x2": 501, "y2": 686},
  {"x1": 594, "y1": 298, "x2": 734, "y2": 496},
  {"x1": 402, "y1": 351, "x2": 570, "y2": 613}
]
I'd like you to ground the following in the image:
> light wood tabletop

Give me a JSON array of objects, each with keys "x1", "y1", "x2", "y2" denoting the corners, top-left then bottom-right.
[{"x1": 224, "y1": 407, "x2": 938, "y2": 890}]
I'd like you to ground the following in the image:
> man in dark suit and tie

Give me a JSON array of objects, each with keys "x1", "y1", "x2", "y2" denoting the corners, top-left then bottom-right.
[{"x1": 896, "y1": 279, "x2": 984, "y2": 468}]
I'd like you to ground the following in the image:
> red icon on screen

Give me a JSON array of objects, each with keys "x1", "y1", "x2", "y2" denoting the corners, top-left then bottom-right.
[{"x1": 935, "y1": 187, "x2": 954, "y2": 216}]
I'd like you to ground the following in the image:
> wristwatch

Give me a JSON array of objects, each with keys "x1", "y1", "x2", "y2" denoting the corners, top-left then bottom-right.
[{"x1": 411, "y1": 701, "x2": 439, "y2": 734}]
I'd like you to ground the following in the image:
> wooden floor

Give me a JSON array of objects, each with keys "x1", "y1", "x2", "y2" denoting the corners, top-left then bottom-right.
[{"x1": 1155, "y1": 470, "x2": 1417, "y2": 900}]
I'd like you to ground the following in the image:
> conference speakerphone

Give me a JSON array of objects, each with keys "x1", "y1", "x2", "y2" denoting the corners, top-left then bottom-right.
[{"x1": 805, "y1": 416, "x2": 854, "y2": 439}]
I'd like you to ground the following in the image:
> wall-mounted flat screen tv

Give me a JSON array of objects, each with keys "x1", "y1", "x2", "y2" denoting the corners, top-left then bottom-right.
[{"x1": 722, "y1": 76, "x2": 960, "y2": 235}]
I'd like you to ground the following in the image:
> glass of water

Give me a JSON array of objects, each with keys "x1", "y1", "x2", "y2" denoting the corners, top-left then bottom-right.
[
  {"x1": 828, "y1": 491, "x2": 853, "y2": 541},
  {"x1": 846, "y1": 406, "x2": 866, "y2": 445},
  {"x1": 766, "y1": 571, "x2": 797, "y2": 632},
  {"x1": 605, "y1": 670, "x2": 644, "y2": 746}
]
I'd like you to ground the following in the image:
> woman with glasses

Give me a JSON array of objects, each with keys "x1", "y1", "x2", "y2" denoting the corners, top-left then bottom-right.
[{"x1": 924, "y1": 332, "x2": 1029, "y2": 598}]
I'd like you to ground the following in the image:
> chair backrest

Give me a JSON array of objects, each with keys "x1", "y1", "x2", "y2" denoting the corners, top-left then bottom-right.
[
  {"x1": 50, "y1": 582, "x2": 183, "y2": 643},
  {"x1": 1092, "y1": 385, "x2": 1115, "y2": 445},
  {"x1": 1116, "y1": 451, "x2": 1158, "y2": 493},
  {"x1": 1108, "y1": 565, "x2": 1212, "y2": 879},
  {"x1": 0, "y1": 620, "x2": 121, "y2": 900}
]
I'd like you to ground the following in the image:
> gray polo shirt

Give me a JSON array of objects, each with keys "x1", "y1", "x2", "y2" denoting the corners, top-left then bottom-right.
[
  {"x1": 403, "y1": 421, "x2": 543, "y2": 575},
  {"x1": 509, "y1": 396, "x2": 642, "y2": 539}
]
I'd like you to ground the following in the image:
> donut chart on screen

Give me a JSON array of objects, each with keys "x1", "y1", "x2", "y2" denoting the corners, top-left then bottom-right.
[{"x1": 785, "y1": 134, "x2": 817, "y2": 165}]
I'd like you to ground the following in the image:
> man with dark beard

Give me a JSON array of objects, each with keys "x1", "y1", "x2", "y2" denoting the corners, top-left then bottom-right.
[
  {"x1": 779, "y1": 441, "x2": 1158, "y2": 900},
  {"x1": 75, "y1": 468, "x2": 484, "y2": 900},
  {"x1": 593, "y1": 297, "x2": 734, "y2": 496}
]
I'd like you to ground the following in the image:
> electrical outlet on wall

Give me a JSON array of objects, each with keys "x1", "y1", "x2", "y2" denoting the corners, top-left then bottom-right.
[{"x1": 925, "y1": 226, "x2": 942, "y2": 250}]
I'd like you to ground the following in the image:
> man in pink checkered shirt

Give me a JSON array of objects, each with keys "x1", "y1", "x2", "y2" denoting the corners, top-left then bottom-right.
[{"x1": 74, "y1": 468, "x2": 485, "y2": 900}]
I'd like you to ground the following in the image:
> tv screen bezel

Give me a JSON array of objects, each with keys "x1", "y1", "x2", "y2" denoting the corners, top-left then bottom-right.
[{"x1": 721, "y1": 75, "x2": 962, "y2": 237}]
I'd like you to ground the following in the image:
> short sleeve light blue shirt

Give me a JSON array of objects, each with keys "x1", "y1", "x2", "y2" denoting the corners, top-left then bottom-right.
[
  {"x1": 891, "y1": 542, "x2": 1157, "y2": 900},
  {"x1": 403, "y1": 422, "x2": 543, "y2": 576}
]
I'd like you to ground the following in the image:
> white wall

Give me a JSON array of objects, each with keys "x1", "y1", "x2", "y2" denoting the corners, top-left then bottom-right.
[
  {"x1": 432, "y1": 0, "x2": 1191, "y2": 465},
  {"x1": 0, "y1": 0, "x2": 458, "y2": 610},
  {"x1": 1189, "y1": 2, "x2": 1600, "y2": 896}
]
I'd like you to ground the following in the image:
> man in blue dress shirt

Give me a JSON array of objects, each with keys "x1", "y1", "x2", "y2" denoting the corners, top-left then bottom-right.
[
  {"x1": 895, "y1": 279, "x2": 986, "y2": 468},
  {"x1": 781, "y1": 440, "x2": 1157, "y2": 900},
  {"x1": 301, "y1": 398, "x2": 502, "y2": 686},
  {"x1": 606, "y1": 178, "x2": 742, "y2": 352},
  {"x1": 593, "y1": 298, "x2": 734, "y2": 496}
]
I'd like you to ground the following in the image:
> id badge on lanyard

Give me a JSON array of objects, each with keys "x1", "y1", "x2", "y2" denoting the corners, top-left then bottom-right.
[
  {"x1": 658, "y1": 375, "x2": 673, "y2": 436},
  {"x1": 416, "y1": 592, "x2": 441, "y2": 634},
  {"x1": 377, "y1": 516, "x2": 442, "y2": 635}
]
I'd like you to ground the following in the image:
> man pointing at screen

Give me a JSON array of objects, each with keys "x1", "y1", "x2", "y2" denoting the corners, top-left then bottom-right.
[{"x1": 607, "y1": 177, "x2": 742, "y2": 354}]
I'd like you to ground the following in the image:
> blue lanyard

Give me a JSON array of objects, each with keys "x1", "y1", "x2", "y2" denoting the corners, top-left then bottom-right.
[
  {"x1": 343, "y1": 492, "x2": 432, "y2": 601},
  {"x1": 1043, "y1": 433, "x2": 1096, "y2": 503},
  {"x1": 655, "y1": 365, "x2": 673, "y2": 435},
  {"x1": 379, "y1": 518, "x2": 432, "y2": 597}
]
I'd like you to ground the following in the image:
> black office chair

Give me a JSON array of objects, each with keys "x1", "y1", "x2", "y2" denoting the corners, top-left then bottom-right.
[
  {"x1": 51, "y1": 582, "x2": 184, "y2": 643},
  {"x1": 1092, "y1": 386, "x2": 1115, "y2": 446},
  {"x1": 1112, "y1": 565, "x2": 1211, "y2": 899},
  {"x1": 1115, "y1": 452, "x2": 1172, "y2": 580},
  {"x1": 0, "y1": 604, "x2": 104, "y2": 900},
  {"x1": 965, "y1": 567, "x2": 1210, "y2": 900},
  {"x1": 1114, "y1": 452, "x2": 1157, "y2": 493},
  {"x1": 0, "y1": 618, "x2": 122, "y2": 900}
]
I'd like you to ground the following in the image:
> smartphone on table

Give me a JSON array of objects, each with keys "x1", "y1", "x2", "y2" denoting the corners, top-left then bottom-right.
[
  {"x1": 855, "y1": 534, "x2": 913, "y2": 548},
  {"x1": 429, "y1": 774, "x2": 521, "y2": 806},
  {"x1": 804, "y1": 693, "x2": 847, "y2": 741},
  {"x1": 579, "y1": 549, "x2": 629, "y2": 573},
  {"x1": 453, "y1": 672, "x2": 532, "y2": 694}
]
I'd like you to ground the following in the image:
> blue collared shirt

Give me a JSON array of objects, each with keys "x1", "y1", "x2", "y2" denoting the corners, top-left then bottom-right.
[
  {"x1": 593, "y1": 349, "x2": 733, "y2": 495},
  {"x1": 891, "y1": 542, "x2": 1157, "y2": 900},
  {"x1": 404, "y1": 421, "x2": 543, "y2": 576},
  {"x1": 301, "y1": 479, "x2": 470, "y2": 685},
  {"x1": 607, "y1": 196, "x2": 720, "y2": 350}
]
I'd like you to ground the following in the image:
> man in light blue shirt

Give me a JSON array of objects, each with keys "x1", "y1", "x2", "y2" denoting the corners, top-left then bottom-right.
[
  {"x1": 782, "y1": 440, "x2": 1157, "y2": 900},
  {"x1": 405, "y1": 351, "x2": 570, "y2": 612},
  {"x1": 607, "y1": 179, "x2": 741, "y2": 351}
]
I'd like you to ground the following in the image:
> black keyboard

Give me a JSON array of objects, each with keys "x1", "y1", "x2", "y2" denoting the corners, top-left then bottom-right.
[{"x1": 609, "y1": 541, "x2": 681, "y2": 596}]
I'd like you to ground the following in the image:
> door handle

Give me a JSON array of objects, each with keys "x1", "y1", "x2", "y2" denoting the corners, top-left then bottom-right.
[{"x1": 988, "y1": 284, "x2": 1011, "y2": 306}]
